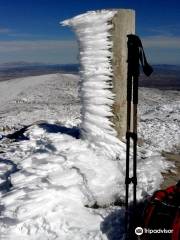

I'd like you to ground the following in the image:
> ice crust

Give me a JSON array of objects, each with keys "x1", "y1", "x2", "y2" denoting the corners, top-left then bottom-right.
[{"x1": 62, "y1": 10, "x2": 122, "y2": 159}]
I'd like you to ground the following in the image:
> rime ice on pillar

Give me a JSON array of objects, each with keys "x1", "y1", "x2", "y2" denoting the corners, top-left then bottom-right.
[{"x1": 61, "y1": 10, "x2": 123, "y2": 159}]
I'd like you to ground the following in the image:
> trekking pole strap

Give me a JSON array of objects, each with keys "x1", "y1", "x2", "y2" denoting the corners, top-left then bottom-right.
[{"x1": 127, "y1": 34, "x2": 153, "y2": 77}]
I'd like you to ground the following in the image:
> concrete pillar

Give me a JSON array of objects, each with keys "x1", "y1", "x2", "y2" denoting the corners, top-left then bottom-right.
[{"x1": 110, "y1": 9, "x2": 135, "y2": 139}]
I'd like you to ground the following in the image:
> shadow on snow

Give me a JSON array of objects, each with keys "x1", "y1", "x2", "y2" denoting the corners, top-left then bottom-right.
[
  {"x1": 0, "y1": 158, "x2": 19, "y2": 192},
  {"x1": 38, "y1": 122, "x2": 80, "y2": 139}
]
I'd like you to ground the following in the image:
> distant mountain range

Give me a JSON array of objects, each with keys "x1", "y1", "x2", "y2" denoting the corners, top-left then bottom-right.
[
  {"x1": 0, "y1": 62, "x2": 179, "y2": 90},
  {"x1": 139, "y1": 64, "x2": 180, "y2": 90},
  {"x1": 0, "y1": 61, "x2": 46, "y2": 69},
  {"x1": 0, "y1": 62, "x2": 79, "y2": 81}
]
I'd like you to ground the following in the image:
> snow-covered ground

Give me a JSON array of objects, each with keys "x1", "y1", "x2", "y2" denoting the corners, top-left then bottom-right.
[
  {"x1": 0, "y1": 73, "x2": 179, "y2": 239},
  {"x1": 139, "y1": 88, "x2": 180, "y2": 153},
  {"x1": 0, "y1": 73, "x2": 80, "y2": 133}
]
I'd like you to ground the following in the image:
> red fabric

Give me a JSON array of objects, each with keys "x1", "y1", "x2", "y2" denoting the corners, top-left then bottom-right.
[
  {"x1": 142, "y1": 184, "x2": 180, "y2": 240},
  {"x1": 153, "y1": 190, "x2": 166, "y2": 201},
  {"x1": 144, "y1": 204, "x2": 155, "y2": 227},
  {"x1": 166, "y1": 186, "x2": 176, "y2": 194},
  {"x1": 153, "y1": 186, "x2": 177, "y2": 202},
  {"x1": 172, "y1": 211, "x2": 180, "y2": 240}
]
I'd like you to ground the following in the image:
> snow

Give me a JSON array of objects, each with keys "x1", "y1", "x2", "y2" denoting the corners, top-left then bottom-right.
[
  {"x1": 0, "y1": 123, "x2": 122, "y2": 239},
  {"x1": 0, "y1": 73, "x2": 178, "y2": 239},
  {"x1": 0, "y1": 10, "x2": 179, "y2": 240},
  {"x1": 139, "y1": 88, "x2": 180, "y2": 152},
  {"x1": 62, "y1": 10, "x2": 122, "y2": 159},
  {"x1": 0, "y1": 73, "x2": 80, "y2": 133}
]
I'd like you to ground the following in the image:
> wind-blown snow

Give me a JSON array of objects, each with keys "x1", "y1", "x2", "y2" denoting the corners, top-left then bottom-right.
[
  {"x1": 0, "y1": 125, "x2": 122, "y2": 239},
  {"x1": 62, "y1": 10, "x2": 122, "y2": 159}
]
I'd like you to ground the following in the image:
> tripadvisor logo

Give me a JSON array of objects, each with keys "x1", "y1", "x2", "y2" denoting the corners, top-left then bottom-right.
[
  {"x1": 135, "y1": 227, "x2": 173, "y2": 235},
  {"x1": 135, "y1": 227, "x2": 143, "y2": 235}
]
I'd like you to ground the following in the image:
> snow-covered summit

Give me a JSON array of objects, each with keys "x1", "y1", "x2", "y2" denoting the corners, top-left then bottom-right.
[
  {"x1": 0, "y1": 8, "x2": 179, "y2": 236},
  {"x1": 0, "y1": 72, "x2": 179, "y2": 239}
]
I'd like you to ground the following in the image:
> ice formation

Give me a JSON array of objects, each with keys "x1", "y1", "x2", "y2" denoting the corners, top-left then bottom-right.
[{"x1": 62, "y1": 10, "x2": 123, "y2": 159}]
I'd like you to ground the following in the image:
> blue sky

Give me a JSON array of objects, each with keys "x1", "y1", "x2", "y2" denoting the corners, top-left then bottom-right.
[{"x1": 0, "y1": 0, "x2": 180, "y2": 64}]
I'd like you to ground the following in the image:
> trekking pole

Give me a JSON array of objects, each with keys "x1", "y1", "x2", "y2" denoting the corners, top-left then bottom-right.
[
  {"x1": 125, "y1": 34, "x2": 153, "y2": 239},
  {"x1": 125, "y1": 59, "x2": 132, "y2": 238},
  {"x1": 125, "y1": 34, "x2": 139, "y2": 238}
]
